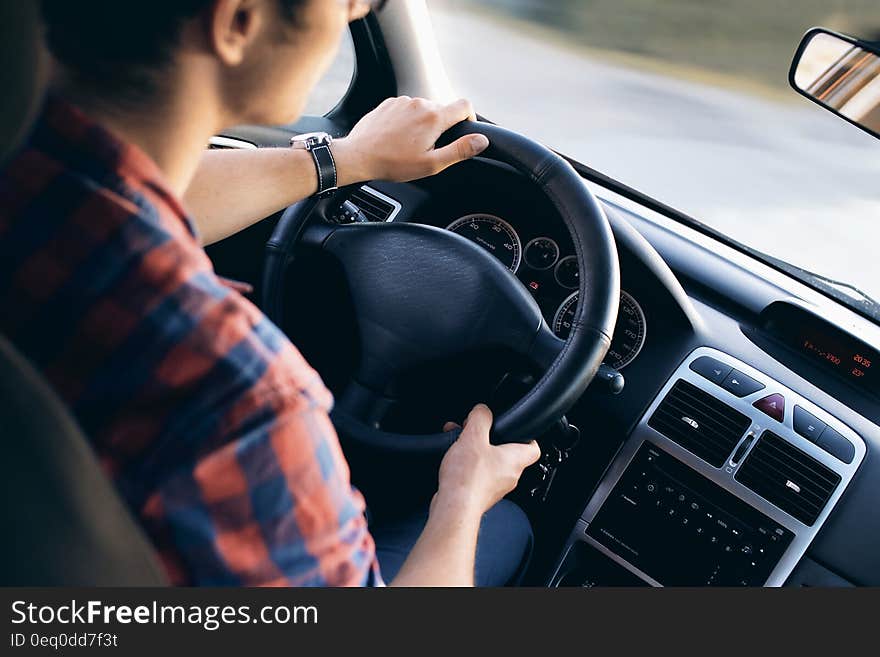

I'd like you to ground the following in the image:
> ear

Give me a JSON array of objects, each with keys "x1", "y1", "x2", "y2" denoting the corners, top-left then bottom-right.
[{"x1": 207, "y1": 0, "x2": 264, "y2": 67}]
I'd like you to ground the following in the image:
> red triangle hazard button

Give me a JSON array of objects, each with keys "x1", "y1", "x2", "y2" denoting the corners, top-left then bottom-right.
[{"x1": 754, "y1": 393, "x2": 785, "y2": 422}]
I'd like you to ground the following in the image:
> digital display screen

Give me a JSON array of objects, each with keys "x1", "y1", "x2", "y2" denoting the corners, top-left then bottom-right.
[
  {"x1": 799, "y1": 332, "x2": 876, "y2": 383},
  {"x1": 762, "y1": 302, "x2": 880, "y2": 396}
]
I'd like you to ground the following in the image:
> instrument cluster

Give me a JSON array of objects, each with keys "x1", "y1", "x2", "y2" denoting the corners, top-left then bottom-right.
[{"x1": 445, "y1": 213, "x2": 647, "y2": 370}]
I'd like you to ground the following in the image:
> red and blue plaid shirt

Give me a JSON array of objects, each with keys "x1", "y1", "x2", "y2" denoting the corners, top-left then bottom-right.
[{"x1": 0, "y1": 98, "x2": 382, "y2": 586}]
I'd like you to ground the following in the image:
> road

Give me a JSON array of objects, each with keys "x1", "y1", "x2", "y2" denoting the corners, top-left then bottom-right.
[{"x1": 427, "y1": 6, "x2": 880, "y2": 301}]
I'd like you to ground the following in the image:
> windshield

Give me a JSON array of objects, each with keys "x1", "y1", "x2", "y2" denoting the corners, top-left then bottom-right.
[{"x1": 429, "y1": 0, "x2": 880, "y2": 305}]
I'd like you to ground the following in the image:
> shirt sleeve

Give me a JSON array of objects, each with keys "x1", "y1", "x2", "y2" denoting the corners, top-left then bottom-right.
[{"x1": 137, "y1": 275, "x2": 384, "y2": 587}]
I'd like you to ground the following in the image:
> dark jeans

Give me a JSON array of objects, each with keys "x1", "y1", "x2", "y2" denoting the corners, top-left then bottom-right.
[{"x1": 372, "y1": 499, "x2": 533, "y2": 586}]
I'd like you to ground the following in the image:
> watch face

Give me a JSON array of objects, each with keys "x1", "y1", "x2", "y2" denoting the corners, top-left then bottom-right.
[{"x1": 290, "y1": 132, "x2": 332, "y2": 148}]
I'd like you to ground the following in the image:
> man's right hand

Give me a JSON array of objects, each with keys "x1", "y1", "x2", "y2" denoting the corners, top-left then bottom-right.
[
  {"x1": 435, "y1": 404, "x2": 541, "y2": 517},
  {"x1": 388, "y1": 404, "x2": 539, "y2": 586}
]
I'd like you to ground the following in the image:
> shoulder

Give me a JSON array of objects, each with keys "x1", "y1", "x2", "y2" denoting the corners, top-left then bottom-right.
[{"x1": 157, "y1": 278, "x2": 331, "y2": 405}]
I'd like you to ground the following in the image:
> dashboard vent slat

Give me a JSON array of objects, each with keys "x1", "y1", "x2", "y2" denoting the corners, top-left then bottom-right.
[
  {"x1": 735, "y1": 431, "x2": 840, "y2": 526},
  {"x1": 349, "y1": 187, "x2": 397, "y2": 223},
  {"x1": 648, "y1": 379, "x2": 751, "y2": 467},
  {"x1": 207, "y1": 135, "x2": 257, "y2": 150}
]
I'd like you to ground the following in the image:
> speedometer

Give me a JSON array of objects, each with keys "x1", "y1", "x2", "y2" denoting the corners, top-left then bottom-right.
[
  {"x1": 446, "y1": 214, "x2": 522, "y2": 273},
  {"x1": 553, "y1": 290, "x2": 647, "y2": 370}
]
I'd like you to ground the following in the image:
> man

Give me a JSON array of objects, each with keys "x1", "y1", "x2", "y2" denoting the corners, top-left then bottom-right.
[{"x1": 0, "y1": 0, "x2": 541, "y2": 586}]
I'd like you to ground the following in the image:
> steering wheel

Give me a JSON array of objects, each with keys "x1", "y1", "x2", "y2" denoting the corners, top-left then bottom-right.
[{"x1": 263, "y1": 121, "x2": 619, "y2": 451}]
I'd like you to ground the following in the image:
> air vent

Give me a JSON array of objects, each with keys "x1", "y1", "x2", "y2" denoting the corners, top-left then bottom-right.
[
  {"x1": 348, "y1": 187, "x2": 399, "y2": 223},
  {"x1": 736, "y1": 431, "x2": 840, "y2": 526},
  {"x1": 648, "y1": 379, "x2": 751, "y2": 467},
  {"x1": 208, "y1": 136, "x2": 257, "y2": 150}
]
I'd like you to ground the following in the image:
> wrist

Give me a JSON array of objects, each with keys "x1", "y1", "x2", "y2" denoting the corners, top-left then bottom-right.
[{"x1": 331, "y1": 137, "x2": 374, "y2": 186}]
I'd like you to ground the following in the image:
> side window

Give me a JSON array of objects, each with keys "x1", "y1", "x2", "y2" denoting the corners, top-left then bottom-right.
[{"x1": 302, "y1": 30, "x2": 355, "y2": 116}]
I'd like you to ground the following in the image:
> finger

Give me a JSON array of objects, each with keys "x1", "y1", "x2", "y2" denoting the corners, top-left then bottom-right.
[
  {"x1": 430, "y1": 134, "x2": 490, "y2": 172},
  {"x1": 439, "y1": 98, "x2": 477, "y2": 127},
  {"x1": 462, "y1": 403, "x2": 493, "y2": 442},
  {"x1": 377, "y1": 96, "x2": 402, "y2": 110},
  {"x1": 500, "y1": 440, "x2": 542, "y2": 469},
  {"x1": 442, "y1": 421, "x2": 462, "y2": 432}
]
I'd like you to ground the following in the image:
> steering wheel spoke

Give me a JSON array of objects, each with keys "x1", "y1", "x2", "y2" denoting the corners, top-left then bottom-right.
[
  {"x1": 526, "y1": 323, "x2": 567, "y2": 371},
  {"x1": 334, "y1": 378, "x2": 395, "y2": 427},
  {"x1": 299, "y1": 220, "x2": 339, "y2": 248}
]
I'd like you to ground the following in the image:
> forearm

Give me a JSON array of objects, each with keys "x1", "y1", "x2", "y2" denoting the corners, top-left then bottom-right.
[
  {"x1": 389, "y1": 496, "x2": 482, "y2": 587},
  {"x1": 184, "y1": 96, "x2": 488, "y2": 246},
  {"x1": 183, "y1": 140, "x2": 369, "y2": 245}
]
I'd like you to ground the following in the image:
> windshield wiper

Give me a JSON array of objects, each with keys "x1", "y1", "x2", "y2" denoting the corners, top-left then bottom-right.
[
  {"x1": 806, "y1": 273, "x2": 879, "y2": 306},
  {"x1": 761, "y1": 255, "x2": 880, "y2": 315}
]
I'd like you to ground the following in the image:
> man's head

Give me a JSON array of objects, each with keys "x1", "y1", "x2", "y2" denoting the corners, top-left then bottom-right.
[{"x1": 40, "y1": 0, "x2": 376, "y2": 127}]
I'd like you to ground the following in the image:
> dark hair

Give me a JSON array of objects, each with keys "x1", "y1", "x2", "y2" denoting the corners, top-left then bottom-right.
[{"x1": 40, "y1": 0, "x2": 306, "y2": 101}]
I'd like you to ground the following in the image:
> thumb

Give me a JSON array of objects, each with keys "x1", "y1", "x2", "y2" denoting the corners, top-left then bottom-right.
[
  {"x1": 499, "y1": 440, "x2": 542, "y2": 469},
  {"x1": 431, "y1": 134, "x2": 490, "y2": 172}
]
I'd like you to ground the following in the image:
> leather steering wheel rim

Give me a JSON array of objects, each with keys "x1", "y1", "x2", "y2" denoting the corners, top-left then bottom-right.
[{"x1": 263, "y1": 121, "x2": 620, "y2": 450}]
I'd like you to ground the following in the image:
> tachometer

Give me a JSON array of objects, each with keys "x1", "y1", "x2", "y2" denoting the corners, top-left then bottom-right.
[
  {"x1": 553, "y1": 290, "x2": 647, "y2": 370},
  {"x1": 446, "y1": 214, "x2": 522, "y2": 273}
]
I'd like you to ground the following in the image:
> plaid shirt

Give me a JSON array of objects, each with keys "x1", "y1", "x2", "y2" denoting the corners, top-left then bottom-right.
[{"x1": 0, "y1": 98, "x2": 382, "y2": 586}]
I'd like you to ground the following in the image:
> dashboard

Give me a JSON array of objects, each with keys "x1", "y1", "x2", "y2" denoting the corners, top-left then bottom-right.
[
  {"x1": 551, "y1": 347, "x2": 865, "y2": 586},
  {"x1": 207, "y1": 130, "x2": 880, "y2": 586},
  {"x1": 328, "y1": 165, "x2": 880, "y2": 587}
]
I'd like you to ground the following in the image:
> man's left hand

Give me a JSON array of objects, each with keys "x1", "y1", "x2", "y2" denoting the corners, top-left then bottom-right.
[{"x1": 332, "y1": 96, "x2": 490, "y2": 185}]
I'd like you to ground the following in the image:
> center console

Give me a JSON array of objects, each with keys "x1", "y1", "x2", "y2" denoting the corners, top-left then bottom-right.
[{"x1": 551, "y1": 347, "x2": 865, "y2": 586}]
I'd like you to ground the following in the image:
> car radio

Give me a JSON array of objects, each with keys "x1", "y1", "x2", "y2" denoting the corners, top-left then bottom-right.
[
  {"x1": 551, "y1": 347, "x2": 865, "y2": 586},
  {"x1": 556, "y1": 443, "x2": 793, "y2": 586}
]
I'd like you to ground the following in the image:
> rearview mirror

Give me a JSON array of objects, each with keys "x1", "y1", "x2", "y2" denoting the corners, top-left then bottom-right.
[{"x1": 790, "y1": 28, "x2": 880, "y2": 140}]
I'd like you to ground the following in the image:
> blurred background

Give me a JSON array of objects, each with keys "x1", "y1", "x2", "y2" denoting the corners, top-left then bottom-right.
[
  {"x1": 311, "y1": 1, "x2": 880, "y2": 301},
  {"x1": 437, "y1": 0, "x2": 880, "y2": 89}
]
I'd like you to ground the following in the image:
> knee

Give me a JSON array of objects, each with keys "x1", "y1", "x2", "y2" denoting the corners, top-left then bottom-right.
[
  {"x1": 477, "y1": 500, "x2": 534, "y2": 586},
  {"x1": 492, "y1": 499, "x2": 534, "y2": 552}
]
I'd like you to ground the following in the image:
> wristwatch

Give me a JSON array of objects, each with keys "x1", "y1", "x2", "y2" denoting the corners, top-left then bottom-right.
[{"x1": 290, "y1": 132, "x2": 338, "y2": 198}]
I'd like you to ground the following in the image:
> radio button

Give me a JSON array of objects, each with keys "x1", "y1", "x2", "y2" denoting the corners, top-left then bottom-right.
[
  {"x1": 817, "y1": 427, "x2": 855, "y2": 464},
  {"x1": 689, "y1": 356, "x2": 731, "y2": 384},
  {"x1": 722, "y1": 370, "x2": 765, "y2": 397},
  {"x1": 793, "y1": 406, "x2": 826, "y2": 443}
]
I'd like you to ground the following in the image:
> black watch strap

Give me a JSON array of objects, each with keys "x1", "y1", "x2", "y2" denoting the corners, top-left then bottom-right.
[{"x1": 310, "y1": 143, "x2": 338, "y2": 198}]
